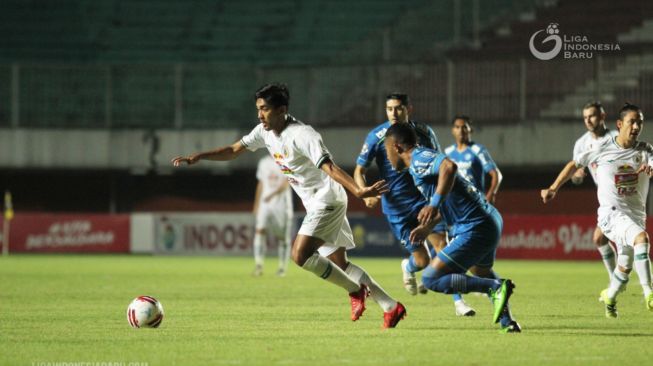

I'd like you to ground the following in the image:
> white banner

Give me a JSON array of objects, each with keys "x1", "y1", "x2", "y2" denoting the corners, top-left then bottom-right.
[{"x1": 154, "y1": 213, "x2": 255, "y2": 255}]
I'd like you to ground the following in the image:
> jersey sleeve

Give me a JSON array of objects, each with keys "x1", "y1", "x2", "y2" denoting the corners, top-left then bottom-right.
[
  {"x1": 477, "y1": 146, "x2": 498, "y2": 173},
  {"x1": 572, "y1": 138, "x2": 584, "y2": 165},
  {"x1": 429, "y1": 152, "x2": 448, "y2": 176},
  {"x1": 295, "y1": 128, "x2": 332, "y2": 167},
  {"x1": 356, "y1": 132, "x2": 379, "y2": 168},
  {"x1": 240, "y1": 124, "x2": 265, "y2": 152},
  {"x1": 574, "y1": 147, "x2": 593, "y2": 168}
]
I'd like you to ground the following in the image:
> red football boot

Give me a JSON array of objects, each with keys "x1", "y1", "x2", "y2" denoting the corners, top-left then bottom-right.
[
  {"x1": 349, "y1": 284, "x2": 369, "y2": 321},
  {"x1": 383, "y1": 302, "x2": 406, "y2": 328}
]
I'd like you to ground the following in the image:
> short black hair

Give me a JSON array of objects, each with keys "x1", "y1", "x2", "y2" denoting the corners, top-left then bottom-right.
[
  {"x1": 451, "y1": 114, "x2": 472, "y2": 126},
  {"x1": 386, "y1": 93, "x2": 411, "y2": 107},
  {"x1": 255, "y1": 83, "x2": 290, "y2": 108},
  {"x1": 619, "y1": 102, "x2": 642, "y2": 120},
  {"x1": 583, "y1": 101, "x2": 605, "y2": 114},
  {"x1": 385, "y1": 122, "x2": 417, "y2": 148}
]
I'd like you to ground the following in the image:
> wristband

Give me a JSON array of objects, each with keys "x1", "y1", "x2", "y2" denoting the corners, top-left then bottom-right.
[{"x1": 430, "y1": 193, "x2": 445, "y2": 208}]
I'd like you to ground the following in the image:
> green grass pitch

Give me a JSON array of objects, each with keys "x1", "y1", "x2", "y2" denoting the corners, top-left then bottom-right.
[{"x1": 1, "y1": 255, "x2": 651, "y2": 365}]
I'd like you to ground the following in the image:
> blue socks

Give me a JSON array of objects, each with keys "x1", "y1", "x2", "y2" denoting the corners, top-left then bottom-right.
[{"x1": 422, "y1": 266, "x2": 501, "y2": 295}]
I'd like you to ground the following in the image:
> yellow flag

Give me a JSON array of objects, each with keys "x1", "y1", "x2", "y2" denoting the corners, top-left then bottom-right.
[{"x1": 4, "y1": 191, "x2": 13, "y2": 221}]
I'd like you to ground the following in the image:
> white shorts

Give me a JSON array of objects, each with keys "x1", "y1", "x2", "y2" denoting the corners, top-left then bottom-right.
[
  {"x1": 256, "y1": 206, "x2": 292, "y2": 239},
  {"x1": 598, "y1": 210, "x2": 646, "y2": 248},
  {"x1": 298, "y1": 203, "x2": 355, "y2": 257}
]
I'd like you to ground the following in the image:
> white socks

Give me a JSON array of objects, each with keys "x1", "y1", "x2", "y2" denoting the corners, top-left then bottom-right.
[
  {"x1": 597, "y1": 244, "x2": 616, "y2": 278},
  {"x1": 253, "y1": 233, "x2": 266, "y2": 267},
  {"x1": 301, "y1": 253, "x2": 360, "y2": 293},
  {"x1": 346, "y1": 263, "x2": 397, "y2": 312},
  {"x1": 634, "y1": 243, "x2": 652, "y2": 297},
  {"x1": 607, "y1": 269, "x2": 629, "y2": 299}
]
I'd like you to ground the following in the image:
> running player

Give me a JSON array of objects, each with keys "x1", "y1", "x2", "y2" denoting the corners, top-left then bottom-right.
[
  {"x1": 353, "y1": 93, "x2": 475, "y2": 316},
  {"x1": 252, "y1": 155, "x2": 293, "y2": 277},
  {"x1": 541, "y1": 102, "x2": 618, "y2": 281},
  {"x1": 444, "y1": 115, "x2": 502, "y2": 204},
  {"x1": 551, "y1": 103, "x2": 653, "y2": 317},
  {"x1": 384, "y1": 122, "x2": 520, "y2": 332},
  {"x1": 172, "y1": 83, "x2": 406, "y2": 328}
]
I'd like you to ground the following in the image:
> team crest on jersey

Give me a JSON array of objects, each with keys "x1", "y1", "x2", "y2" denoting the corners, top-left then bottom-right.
[
  {"x1": 272, "y1": 153, "x2": 294, "y2": 176},
  {"x1": 465, "y1": 153, "x2": 472, "y2": 161}
]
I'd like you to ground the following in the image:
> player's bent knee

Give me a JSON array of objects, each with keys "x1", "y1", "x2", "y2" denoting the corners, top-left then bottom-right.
[
  {"x1": 592, "y1": 230, "x2": 608, "y2": 246},
  {"x1": 291, "y1": 246, "x2": 311, "y2": 266},
  {"x1": 412, "y1": 255, "x2": 430, "y2": 269},
  {"x1": 634, "y1": 232, "x2": 649, "y2": 245},
  {"x1": 470, "y1": 265, "x2": 492, "y2": 278}
]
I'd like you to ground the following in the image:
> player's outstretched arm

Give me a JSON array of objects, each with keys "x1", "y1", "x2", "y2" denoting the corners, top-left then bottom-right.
[
  {"x1": 541, "y1": 160, "x2": 578, "y2": 203},
  {"x1": 353, "y1": 165, "x2": 380, "y2": 208},
  {"x1": 171, "y1": 141, "x2": 247, "y2": 166},
  {"x1": 321, "y1": 159, "x2": 389, "y2": 199}
]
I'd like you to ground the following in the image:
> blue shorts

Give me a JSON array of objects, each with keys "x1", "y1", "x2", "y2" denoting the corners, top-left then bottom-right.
[
  {"x1": 386, "y1": 204, "x2": 444, "y2": 253},
  {"x1": 437, "y1": 208, "x2": 503, "y2": 272}
]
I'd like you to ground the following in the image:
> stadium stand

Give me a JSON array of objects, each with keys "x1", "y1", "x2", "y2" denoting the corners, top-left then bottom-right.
[{"x1": 2, "y1": 0, "x2": 653, "y2": 128}]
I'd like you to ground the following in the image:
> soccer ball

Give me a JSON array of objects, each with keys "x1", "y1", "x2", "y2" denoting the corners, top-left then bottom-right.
[{"x1": 127, "y1": 296, "x2": 164, "y2": 328}]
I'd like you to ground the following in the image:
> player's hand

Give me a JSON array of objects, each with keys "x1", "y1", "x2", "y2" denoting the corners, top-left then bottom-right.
[
  {"x1": 409, "y1": 224, "x2": 433, "y2": 244},
  {"x1": 485, "y1": 192, "x2": 496, "y2": 204},
  {"x1": 636, "y1": 164, "x2": 653, "y2": 177},
  {"x1": 540, "y1": 188, "x2": 557, "y2": 203},
  {"x1": 263, "y1": 194, "x2": 273, "y2": 203},
  {"x1": 363, "y1": 196, "x2": 380, "y2": 208},
  {"x1": 358, "y1": 180, "x2": 389, "y2": 199},
  {"x1": 418, "y1": 205, "x2": 439, "y2": 226},
  {"x1": 171, "y1": 154, "x2": 200, "y2": 166},
  {"x1": 571, "y1": 168, "x2": 586, "y2": 185}
]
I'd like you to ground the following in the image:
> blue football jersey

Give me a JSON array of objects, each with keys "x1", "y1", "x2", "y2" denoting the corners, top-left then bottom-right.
[
  {"x1": 356, "y1": 120, "x2": 441, "y2": 216},
  {"x1": 444, "y1": 142, "x2": 497, "y2": 193},
  {"x1": 409, "y1": 147, "x2": 492, "y2": 236}
]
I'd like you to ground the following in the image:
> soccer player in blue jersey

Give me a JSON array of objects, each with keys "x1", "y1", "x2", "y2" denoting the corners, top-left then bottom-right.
[
  {"x1": 444, "y1": 115, "x2": 502, "y2": 204},
  {"x1": 353, "y1": 93, "x2": 476, "y2": 316},
  {"x1": 384, "y1": 122, "x2": 521, "y2": 332}
]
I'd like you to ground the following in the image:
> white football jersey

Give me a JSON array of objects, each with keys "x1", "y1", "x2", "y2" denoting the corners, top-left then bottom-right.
[
  {"x1": 572, "y1": 129, "x2": 618, "y2": 184},
  {"x1": 256, "y1": 155, "x2": 292, "y2": 213},
  {"x1": 576, "y1": 137, "x2": 653, "y2": 223},
  {"x1": 241, "y1": 116, "x2": 347, "y2": 211}
]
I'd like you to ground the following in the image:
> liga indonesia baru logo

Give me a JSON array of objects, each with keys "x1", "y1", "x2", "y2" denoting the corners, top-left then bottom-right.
[{"x1": 529, "y1": 23, "x2": 620, "y2": 60}]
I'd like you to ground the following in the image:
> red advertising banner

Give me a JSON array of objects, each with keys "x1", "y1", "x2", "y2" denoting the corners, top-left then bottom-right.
[
  {"x1": 499, "y1": 215, "x2": 653, "y2": 260},
  {"x1": 6, "y1": 213, "x2": 130, "y2": 253}
]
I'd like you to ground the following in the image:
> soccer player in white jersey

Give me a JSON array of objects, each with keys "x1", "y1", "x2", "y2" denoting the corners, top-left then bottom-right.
[
  {"x1": 172, "y1": 83, "x2": 407, "y2": 328},
  {"x1": 252, "y1": 155, "x2": 293, "y2": 277},
  {"x1": 545, "y1": 103, "x2": 653, "y2": 317},
  {"x1": 541, "y1": 102, "x2": 619, "y2": 280}
]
